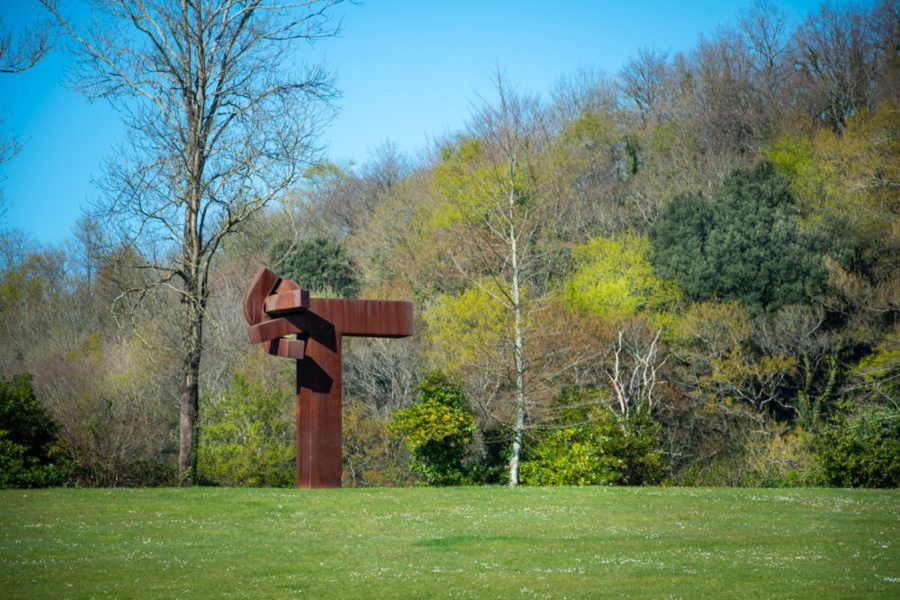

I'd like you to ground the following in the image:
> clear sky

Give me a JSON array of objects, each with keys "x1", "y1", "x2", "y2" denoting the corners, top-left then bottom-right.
[{"x1": 1, "y1": 0, "x2": 822, "y2": 246}]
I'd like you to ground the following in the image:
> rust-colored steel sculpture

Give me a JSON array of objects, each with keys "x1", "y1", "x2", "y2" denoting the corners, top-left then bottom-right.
[{"x1": 242, "y1": 267, "x2": 413, "y2": 488}]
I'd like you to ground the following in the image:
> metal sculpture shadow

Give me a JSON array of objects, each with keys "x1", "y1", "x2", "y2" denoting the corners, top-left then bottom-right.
[{"x1": 243, "y1": 267, "x2": 413, "y2": 488}]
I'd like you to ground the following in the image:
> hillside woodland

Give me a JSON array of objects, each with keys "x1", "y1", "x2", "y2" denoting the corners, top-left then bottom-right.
[{"x1": 2, "y1": 0, "x2": 899, "y2": 488}]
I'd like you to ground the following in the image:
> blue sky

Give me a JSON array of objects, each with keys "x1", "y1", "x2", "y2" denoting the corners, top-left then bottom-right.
[{"x1": 1, "y1": 0, "x2": 822, "y2": 245}]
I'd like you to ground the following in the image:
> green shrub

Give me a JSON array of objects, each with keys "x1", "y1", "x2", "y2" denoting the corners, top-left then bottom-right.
[
  {"x1": 389, "y1": 372, "x2": 475, "y2": 486},
  {"x1": 676, "y1": 459, "x2": 745, "y2": 487},
  {"x1": 198, "y1": 372, "x2": 295, "y2": 487},
  {"x1": 818, "y1": 405, "x2": 900, "y2": 488},
  {"x1": 617, "y1": 409, "x2": 668, "y2": 486},
  {"x1": 519, "y1": 388, "x2": 667, "y2": 487},
  {"x1": 519, "y1": 412, "x2": 623, "y2": 486},
  {"x1": 0, "y1": 372, "x2": 70, "y2": 488}
]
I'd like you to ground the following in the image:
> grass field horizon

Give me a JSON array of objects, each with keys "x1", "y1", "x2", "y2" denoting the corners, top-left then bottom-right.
[{"x1": 2, "y1": 486, "x2": 898, "y2": 598}]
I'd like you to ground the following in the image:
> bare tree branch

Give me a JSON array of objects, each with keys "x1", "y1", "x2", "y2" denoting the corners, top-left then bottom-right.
[{"x1": 0, "y1": 15, "x2": 52, "y2": 74}]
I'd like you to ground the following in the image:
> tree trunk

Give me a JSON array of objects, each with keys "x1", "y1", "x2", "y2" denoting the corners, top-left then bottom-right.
[
  {"x1": 508, "y1": 310, "x2": 526, "y2": 486},
  {"x1": 179, "y1": 116, "x2": 204, "y2": 484},
  {"x1": 178, "y1": 188, "x2": 204, "y2": 484},
  {"x1": 178, "y1": 294, "x2": 203, "y2": 484},
  {"x1": 507, "y1": 186, "x2": 527, "y2": 487}
]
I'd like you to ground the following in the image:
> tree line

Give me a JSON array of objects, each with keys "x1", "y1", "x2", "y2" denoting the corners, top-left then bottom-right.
[{"x1": 1, "y1": 0, "x2": 898, "y2": 488}]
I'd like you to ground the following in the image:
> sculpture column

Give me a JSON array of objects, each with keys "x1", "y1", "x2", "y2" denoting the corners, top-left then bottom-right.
[{"x1": 297, "y1": 330, "x2": 342, "y2": 489}]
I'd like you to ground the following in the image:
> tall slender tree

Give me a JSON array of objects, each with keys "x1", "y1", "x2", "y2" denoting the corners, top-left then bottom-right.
[
  {"x1": 42, "y1": 0, "x2": 342, "y2": 483},
  {"x1": 432, "y1": 74, "x2": 551, "y2": 486}
]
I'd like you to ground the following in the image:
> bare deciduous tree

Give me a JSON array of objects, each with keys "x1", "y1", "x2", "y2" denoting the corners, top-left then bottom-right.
[
  {"x1": 608, "y1": 327, "x2": 667, "y2": 416},
  {"x1": 738, "y1": 0, "x2": 792, "y2": 110},
  {"x1": 0, "y1": 15, "x2": 51, "y2": 74},
  {"x1": 42, "y1": 0, "x2": 343, "y2": 483},
  {"x1": 793, "y1": 1, "x2": 879, "y2": 131},
  {"x1": 872, "y1": 0, "x2": 900, "y2": 102},
  {"x1": 344, "y1": 337, "x2": 422, "y2": 417},
  {"x1": 548, "y1": 64, "x2": 618, "y2": 130},
  {"x1": 619, "y1": 47, "x2": 672, "y2": 126}
]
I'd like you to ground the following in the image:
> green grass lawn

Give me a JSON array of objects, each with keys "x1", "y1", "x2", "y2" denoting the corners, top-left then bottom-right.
[{"x1": 1, "y1": 486, "x2": 898, "y2": 599}]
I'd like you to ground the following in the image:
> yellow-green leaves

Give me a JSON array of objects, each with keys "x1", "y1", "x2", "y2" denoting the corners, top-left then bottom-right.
[
  {"x1": 389, "y1": 399, "x2": 474, "y2": 453},
  {"x1": 854, "y1": 333, "x2": 900, "y2": 400},
  {"x1": 431, "y1": 136, "x2": 536, "y2": 229},
  {"x1": 702, "y1": 349, "x2": 799, "y2": 413},
  {"x1": 762, "y1": 134, "x2": 813, "y2": 181},
  {"x1": 564, "y1": 233, "x2": 681, "y2": 319},
  {"x1": 425, "y1": 284, "x2": 512, "y2": 375},
  {"x1": 198, "y1": 373, "x2": 295, "y2": 488},
  {"x1": 671, "y1": 300, "x2": 752, "y2": 354}
]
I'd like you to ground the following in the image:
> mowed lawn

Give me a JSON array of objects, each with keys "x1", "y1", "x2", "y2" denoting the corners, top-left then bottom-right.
[{"x1": 1, "y1": 486, "x2": 898, "y2": 599}]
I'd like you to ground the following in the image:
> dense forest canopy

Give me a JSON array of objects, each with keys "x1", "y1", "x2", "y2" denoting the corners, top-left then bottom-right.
[{"x1": 2, "y1": 0, "x2": 899, "y2": 488}]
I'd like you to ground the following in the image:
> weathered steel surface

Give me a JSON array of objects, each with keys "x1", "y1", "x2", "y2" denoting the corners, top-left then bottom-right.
[
  {"x1": 242, "y1": 267, "x2": 413, "y2": 489},
  {"x1": 263, "y1": 337, "x2": 307, "y2": 360},
  {"x1": 242, "y1": 267, "x2": 279, "y2": 326},
  {"x1": 264, "y1": 289, "x2": 310, "y2": 316},
  {"x1": 297, "y1": 331, "x2": 342, "y2": 488},
  {"x1": 309, "y1": 298, "x2": 413, "y2": 337},
  {"x1": 247, "y1": 300, "x2": 413, "y2": 344},
  {"x1": 247, "y1": 317, "x2": 302, "y2": 345}
]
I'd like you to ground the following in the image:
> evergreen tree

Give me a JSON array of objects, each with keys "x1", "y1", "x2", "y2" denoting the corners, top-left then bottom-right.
[
  {"x1": 269, "y1": 237, "x2": 359, "y2": 298},
  {"x1": 0, "y1": 372, "x2": 69, "y2": 488},
  {"x1": 651, "y1": 161, "x2": 826, "y2": 313}
]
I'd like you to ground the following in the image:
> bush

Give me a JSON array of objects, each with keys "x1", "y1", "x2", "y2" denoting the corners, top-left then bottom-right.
[
  {"x1": 743, "y1": 425, "x2": 823, "y2": 487},
  {"x1": 519, "y1": 411, "x2": 623, "y2": 486},
  {"x1": 0, "y1": 372, "x2": 70, "y2": 488},
  {"x1": 673, "y1": 413, "x2": 825, "y2": 488},
  {"x1": 616, "y1": 409, "x2": 668, "y2": 486},
  {"x1": 198, "y1": 372, "x2": 295, "y2": 487},
  {"x1": 818, "y1": 405, "x2": 900, "y2": 488},
  {"x1": 343, "y1": 401, "x2": 414, "y2": 487},
  {"x1": 388, "y1": 372, "x2": 475, "y2": 486},
  {"x1": 519, "y1": 388, "x2": 667, "y2": 487}
]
